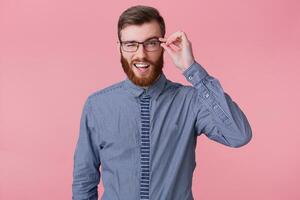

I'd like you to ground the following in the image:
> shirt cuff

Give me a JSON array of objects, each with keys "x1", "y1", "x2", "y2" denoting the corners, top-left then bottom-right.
[{"x1": 182, "y1": 60, "x2": 208, "y2": 86}]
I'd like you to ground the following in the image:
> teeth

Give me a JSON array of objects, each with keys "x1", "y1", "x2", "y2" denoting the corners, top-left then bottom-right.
[{"x1": 134, "y1": 63, "x2": 150, "y2": 68}]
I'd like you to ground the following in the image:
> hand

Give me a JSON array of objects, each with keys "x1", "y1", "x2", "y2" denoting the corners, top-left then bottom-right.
[{"x1": 159, "y1": 31, "x2": 195, "y2": 72}]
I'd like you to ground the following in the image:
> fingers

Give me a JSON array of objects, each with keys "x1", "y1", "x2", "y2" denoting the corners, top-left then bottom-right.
[
  {"x1": 159, "y1": 30, "x2": 188, "y2": 55},
  {"x1": 168, "y1": 43, "x2": 181, "y2": 51},
  {"x1": 159, "y1": 37, "x2": 167, "y2": 42},
  {"x1": 166, "y1": 31, "x2": 188, "y2": 45},
  {"x1": 161, "y1": 43, "x2": 175, "y2": 57},
  {"x1": 166, "y1": 36, "x2": 181, "y2": 46}
]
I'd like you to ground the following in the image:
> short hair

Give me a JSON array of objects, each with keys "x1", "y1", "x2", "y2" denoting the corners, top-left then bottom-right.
[{"x1": 117, "y1": 5, "x2": 166, "y2": 41}]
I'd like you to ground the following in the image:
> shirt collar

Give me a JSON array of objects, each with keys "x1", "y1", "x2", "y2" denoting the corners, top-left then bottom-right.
[{"x1": 123, "y1": 73, "x2": 167, "y2": 100}]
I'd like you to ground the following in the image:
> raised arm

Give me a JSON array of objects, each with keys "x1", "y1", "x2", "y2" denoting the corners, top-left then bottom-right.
[
  {"x1": 183, "y1": 61, "x2": 252, "y2": 147},
  {"x1": 159, "y1": 31, "x2": 252, "y2": 148}
]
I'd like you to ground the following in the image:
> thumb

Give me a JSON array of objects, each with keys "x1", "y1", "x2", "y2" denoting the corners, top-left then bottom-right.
[{"x1": 161, "y1": 43, "x2": 174, "y2": 57}]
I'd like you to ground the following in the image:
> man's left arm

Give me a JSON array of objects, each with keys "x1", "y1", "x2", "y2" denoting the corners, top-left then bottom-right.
[
  {"x1": 182, "y1": 60, "x2": 252, "y2": 147},
  {"x1": 160, "y1": 31, "x2": 252, "y2": 148}
]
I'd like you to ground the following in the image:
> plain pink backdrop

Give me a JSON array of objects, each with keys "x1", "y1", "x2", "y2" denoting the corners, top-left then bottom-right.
[{"x1": 1, "y1": 0, "x2": 299, "y2": 199}]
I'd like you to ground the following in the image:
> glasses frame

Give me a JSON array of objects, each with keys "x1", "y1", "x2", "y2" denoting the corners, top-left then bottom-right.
[{"x1": 118, "y1": 37, "x2": 165, "y2": 52}]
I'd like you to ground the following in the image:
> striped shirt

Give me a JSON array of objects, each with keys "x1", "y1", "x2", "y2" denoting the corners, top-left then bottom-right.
[{"x1": 72, "y1": 61, "x2": 252, "y2": 200}]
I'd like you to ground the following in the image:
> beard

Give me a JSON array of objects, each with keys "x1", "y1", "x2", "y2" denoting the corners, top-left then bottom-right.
[{"x1": 120, "y1": 50, "x2": 164, "y2": 87}]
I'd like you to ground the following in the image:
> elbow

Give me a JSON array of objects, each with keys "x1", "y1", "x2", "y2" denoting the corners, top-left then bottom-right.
[
  {"x1": 231, "y1": 133, "x2": 252, "y2": 148},
  {"x1": 230, "y1": 125, "x2": 252, "y2": 148}
]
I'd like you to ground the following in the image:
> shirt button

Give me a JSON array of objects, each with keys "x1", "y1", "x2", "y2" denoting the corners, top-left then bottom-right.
[
  {"x1": 213, "y1": 105, "x2": 218, "y2": 109},
  {"x1": 188, "y1": 75, "x2": 193, "y2": 80},
  {"x1": 204, "y1": 93, "x2": 209, "y2": 98}
]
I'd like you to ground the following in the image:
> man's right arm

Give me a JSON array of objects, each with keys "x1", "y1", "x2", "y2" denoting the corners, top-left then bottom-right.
[{"x1": 72, "y1": 97, "x2": 101, "y2": 200}]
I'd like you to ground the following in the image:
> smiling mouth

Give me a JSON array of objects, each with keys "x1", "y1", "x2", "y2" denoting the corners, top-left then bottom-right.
[{"x1": 134, "y1": 63, "x2": 150, "y2": 73}]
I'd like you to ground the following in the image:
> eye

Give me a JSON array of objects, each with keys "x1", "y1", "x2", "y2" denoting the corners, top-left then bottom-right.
[
  {"x1": 124, "y1": 42, "x2": 137, "y2": 47},
  {"x1": 146, "y1": 40, "x2": 159, "y2": 46}
]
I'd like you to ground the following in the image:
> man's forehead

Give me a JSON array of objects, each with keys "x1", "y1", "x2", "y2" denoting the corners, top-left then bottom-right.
[{"x1": 120, "y1": 22, "x2": 161, "y2": 41}]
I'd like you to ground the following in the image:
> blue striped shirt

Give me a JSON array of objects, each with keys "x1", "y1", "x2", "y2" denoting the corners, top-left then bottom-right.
[{"x1": 72, "y1": 61, "x2": 252, "y2": 200}]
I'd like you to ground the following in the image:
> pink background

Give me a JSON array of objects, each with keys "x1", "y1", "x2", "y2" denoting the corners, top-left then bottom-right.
[{"x1": 1, "y1": 0, "x2": 299, "y2": 199}]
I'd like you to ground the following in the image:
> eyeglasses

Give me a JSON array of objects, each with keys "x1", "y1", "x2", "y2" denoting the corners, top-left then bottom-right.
[{"x1": 118, "y1": 37, "x2": 165, "y2": 52}]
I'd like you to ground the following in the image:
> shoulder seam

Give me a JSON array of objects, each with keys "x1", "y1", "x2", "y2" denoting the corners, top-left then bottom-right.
[{"x1": 89, "y1": 80, "x2": 125, "y2": 99}]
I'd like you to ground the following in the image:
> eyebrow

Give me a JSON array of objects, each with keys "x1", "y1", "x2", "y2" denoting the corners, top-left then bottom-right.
[{"x1": 123, "y1": 36, "x2": 159, "y2": 43}]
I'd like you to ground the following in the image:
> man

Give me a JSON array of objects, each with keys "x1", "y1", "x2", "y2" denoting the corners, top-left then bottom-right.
[{"x1": 72, "y1": 5, "x2": 252, "y2": 200}]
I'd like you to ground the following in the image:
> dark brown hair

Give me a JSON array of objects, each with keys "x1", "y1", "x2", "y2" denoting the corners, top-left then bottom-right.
[{"x1": 117, "y1": 5, "x2": 166, "y2": 41}]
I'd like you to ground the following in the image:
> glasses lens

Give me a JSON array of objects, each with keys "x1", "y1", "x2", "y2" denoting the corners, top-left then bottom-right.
[
  {"x1": 144, "y1": 40, "x2": 160, "y2": 51},
  {"x1": 122, "y1": 42, "x2": 138, "y2": 52}
]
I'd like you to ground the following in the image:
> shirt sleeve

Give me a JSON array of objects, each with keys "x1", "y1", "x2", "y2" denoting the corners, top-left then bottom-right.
[
  {"x1": 72, "y1": 97, "x2": 101, "y2": 200},
  {"x1": 182, "y1": 61, "x2": 252, "y2": 148}
]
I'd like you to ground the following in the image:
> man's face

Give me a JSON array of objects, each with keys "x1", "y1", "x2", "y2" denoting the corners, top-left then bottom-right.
[{"x1": 119, "y1": 20, "x2": 164, "y2": 87}]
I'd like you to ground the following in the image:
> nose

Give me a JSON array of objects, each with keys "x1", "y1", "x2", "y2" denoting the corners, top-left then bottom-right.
[{"x1": 135, "y1": 43, "x2": 147, "y2": 59}]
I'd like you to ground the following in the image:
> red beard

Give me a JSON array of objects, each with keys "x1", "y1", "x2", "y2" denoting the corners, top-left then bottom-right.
[{"x1": 120, "y1": 51, "x2": 164, "y2": 87}]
